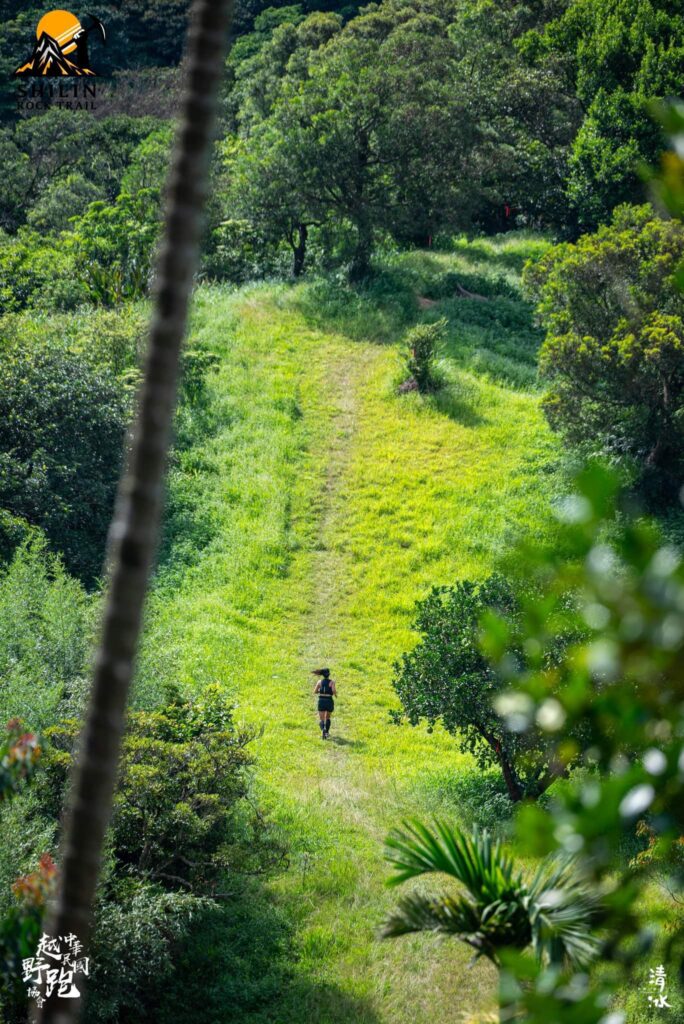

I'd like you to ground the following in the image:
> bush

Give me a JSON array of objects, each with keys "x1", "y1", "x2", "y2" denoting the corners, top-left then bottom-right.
[
  {"x1": 83, "y1": 884, "x2": 206, "y2": 1024},
  {"x1": 524, "y1": 204, "x2": 684, "y2": 499},
  {"x1": 42, "y1": 685, "x2": 285, "y2": 893},
  {"x1": 26, "y1": 174, "x2": 105, "y2": 235},
  {"x1": 0, "y1": 228, "x2": 88, "y2": 313},
  {"x1": 31, "y1": 685, "x2": 288, "y2": 1023},
  {"x1": 0, "y1": 349, "x2": 128, "y2": 585},
  {"x1": 401, "y1": 317, "x2": 447, "y2": 393},
  {"x1": 66, "y1": 190, "x2": 162, "y2": 305},
  {"x1": 0, "y1": 304, "x2": 148, "y2": 382}
]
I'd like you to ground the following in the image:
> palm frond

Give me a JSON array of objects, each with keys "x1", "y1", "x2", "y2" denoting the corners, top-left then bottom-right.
[
  {"x1": 526, "y1": 855, "x2": 601, "y2": 968},
  {"x1": 382, "y1": 890, "x2": 498, "y2": 959},
  {"x1": 383, "y1": 820, "x2": 600, "y2": 971},
  {"x1": 385, "y1": 819, "x2": 523, "y2": 899}
]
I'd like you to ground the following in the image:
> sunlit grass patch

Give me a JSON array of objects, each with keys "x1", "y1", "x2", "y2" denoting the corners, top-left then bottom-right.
[{"x1": 136, "y1": 237, "x2": 562, "y2": 1022}]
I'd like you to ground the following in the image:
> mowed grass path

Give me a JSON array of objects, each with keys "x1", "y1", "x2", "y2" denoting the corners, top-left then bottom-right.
[{"x1": 137, "y1": 238, "x2": 560, "y2": 1023}]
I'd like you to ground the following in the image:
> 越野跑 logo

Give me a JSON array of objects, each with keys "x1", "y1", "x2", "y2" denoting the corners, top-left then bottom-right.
[{"x1": 14, "y1": 10, "x2": 106, "y2": 77}]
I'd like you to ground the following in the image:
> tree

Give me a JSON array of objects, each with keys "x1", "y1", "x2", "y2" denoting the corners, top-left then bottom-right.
[
  {"x1": 231, "y1": 7, "x2": 478, "y2": 279},
  {"x1": 67, "y1": 189, "x2": 163, "y2": 304},
  {"x1": 443, "y1": 0, "x2": 581, "y2": 233},
  {"x1": 0, "y1": 227, "x2": 87, "y2": 312},
  {"x1": 120, "y1": 124, "x2": 175, "y2": 194},
  {"x1": 524, "y1": 204, "x2": 684, "y2": 498},
  {"x1": 392, "y1": 576, "x2": 563, "y2": 802},
  {"x1": 566, "y1": 88, "x2": 664, "y2": 231},
  {"x1": 383, "y1": 822, "x2": 598, "y2": 969},
  {"x1": 227, "y1": 126, "x2": 322, "y2": 276},
  {"x1": 0, "y1": 350, "x2": 128, "y2": 586},
  {"x1": 26, "y1": 173, "x2": 104, "y2": 234},
  {"x1": 520, "y1": 0, "x2": 684, "y2": 230},
  {"x1": 12, "y1": 111, "x2": 163, "y2": 209}
]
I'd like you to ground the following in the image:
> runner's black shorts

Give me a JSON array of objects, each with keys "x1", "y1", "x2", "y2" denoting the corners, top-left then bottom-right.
[{"x1": 317, "y1": 696, "x2": 334, "y2": 712}]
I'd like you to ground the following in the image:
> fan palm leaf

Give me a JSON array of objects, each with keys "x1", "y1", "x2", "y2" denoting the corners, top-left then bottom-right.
[{"x1": 383, "y1": 820, "x2": 599, "y2": 969}]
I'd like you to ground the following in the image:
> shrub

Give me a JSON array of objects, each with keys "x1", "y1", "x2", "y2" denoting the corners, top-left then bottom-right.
[
  {"x1": 30, "y1": 686, "x2": 288, "y2": 1023},
  {"x1": 0, "y1": 349, "x2": 128, "y2": 585},
  {"x1": 42, "y1": 685, "x2": 285, "y2": 893},
  {"x1": 0, "y1": 304, "x2": 148, "y2": 383},
  {"x1": 83, "y1": 884, "x2": 206, "y2": 1024},
  {"x1": 67, "y1": 190, "x2": 162, "y2": 305},
  {"x1": 0, "y1": 228, "x2": 88, "y2": 313},
  {"x1": 401, "y1": 317, "x2": 447, "y2": 393},
  {"x1": 523, "y1": 204, "x2": 684, "y2": 499}
]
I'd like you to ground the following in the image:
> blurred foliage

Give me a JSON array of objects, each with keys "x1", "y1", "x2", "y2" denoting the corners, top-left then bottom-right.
[
  {"x1": 0, "y1": 853, "x2": 55, "y2": 1010},
  {"x1": 0, "y1": 719, "x2": 41, "y2": 806},
  {"x1": 481, "y1": 462, "x2": 684, "y2": 1020},
  {"x1": 0, "y1": 716, "x2": 46, "y2": 1013},
  {"x1": 0, "y1": 540, "x2": 94, "y2": 728}
]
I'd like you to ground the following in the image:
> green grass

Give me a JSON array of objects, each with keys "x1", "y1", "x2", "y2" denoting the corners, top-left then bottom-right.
[{"x1": 135, "y1": 235, "x2": 565, "y2": 1023}]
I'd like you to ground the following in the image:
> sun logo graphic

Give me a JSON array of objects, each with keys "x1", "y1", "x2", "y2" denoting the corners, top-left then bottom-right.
[{"x1": 14, "y1": 10, "x2": 106, "y2": 77}]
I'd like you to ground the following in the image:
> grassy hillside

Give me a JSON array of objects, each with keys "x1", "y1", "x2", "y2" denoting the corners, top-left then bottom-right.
[{"x1": 135, "y1": 234, "x2": 562, "y2": 1023}]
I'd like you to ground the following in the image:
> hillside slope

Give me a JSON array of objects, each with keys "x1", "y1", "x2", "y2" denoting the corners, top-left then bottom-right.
[{"x1": 136, "y1": 236, "x2": 560, "y2": 1023}]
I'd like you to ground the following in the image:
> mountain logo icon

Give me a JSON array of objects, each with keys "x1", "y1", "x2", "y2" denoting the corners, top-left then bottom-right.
[{"x1": 14, "y1": 10, "x2": 106, "y2": 77}]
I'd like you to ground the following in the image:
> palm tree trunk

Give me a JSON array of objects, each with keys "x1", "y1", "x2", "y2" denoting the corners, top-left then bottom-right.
[{"x1": 34, "y1": 2, "x2": 234, "y2": 1020}]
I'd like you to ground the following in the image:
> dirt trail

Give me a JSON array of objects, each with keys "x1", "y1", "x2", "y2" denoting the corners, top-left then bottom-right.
[{"x1": 297, "y1": 344, "x2": 378, "y2": 803}]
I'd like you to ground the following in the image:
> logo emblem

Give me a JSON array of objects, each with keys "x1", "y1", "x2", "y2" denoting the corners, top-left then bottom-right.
[{"x1": 14, "y1": 10, "x2": 106, "y2": 77}]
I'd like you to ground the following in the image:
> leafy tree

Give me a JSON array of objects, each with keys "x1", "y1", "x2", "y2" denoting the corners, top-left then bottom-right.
[
  {"x1": 0, "y1": 350, "x2": 128, "y2": 585},
  {"x1": 520, "y1": 0, "x2": 684, "y2": 230},
  {"x1": 67, "y1": 189, "x2": 162, "y2": 305},
  {"x1": 0, "y1": 227, "x2": 87, "y2": 313},
  {"x1": 392, "y1": 575, "x2": 564, "y2": 802},
  {"x1": 98, "y1": 0, "x2": 193, "y2": 69},
  {"x1": 443, "y1": 0, "x2": 581, "y2": 232},
  {"x1": 120, "y1": 124, "x2": 174, "y2": 195},
  {"x1": 524, "y1": 204, "x2": 684, "y2": 498},
  {"x1": 6, "y1": 113, "x2": 163, "y2": 220},
  {"x1": 25, "y1": 173, "x2": 105, "y2": 235},
  {"x1": 231, "y1": 7, "x2": 478, "y2": 279},
  {"x1": 566, "y1": 88, "x2": 664, "y2": 231},
  {"x1": 383, "y1": 822, "x2": 598, "y2": 969},
  {"x1": 0, "y1": 136, "x2": 29, "y2": 231}
]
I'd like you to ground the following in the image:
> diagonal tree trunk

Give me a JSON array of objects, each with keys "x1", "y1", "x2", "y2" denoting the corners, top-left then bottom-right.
[{"x1": 35, "y1": 2, "x2": 234, "y2": 1020}]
